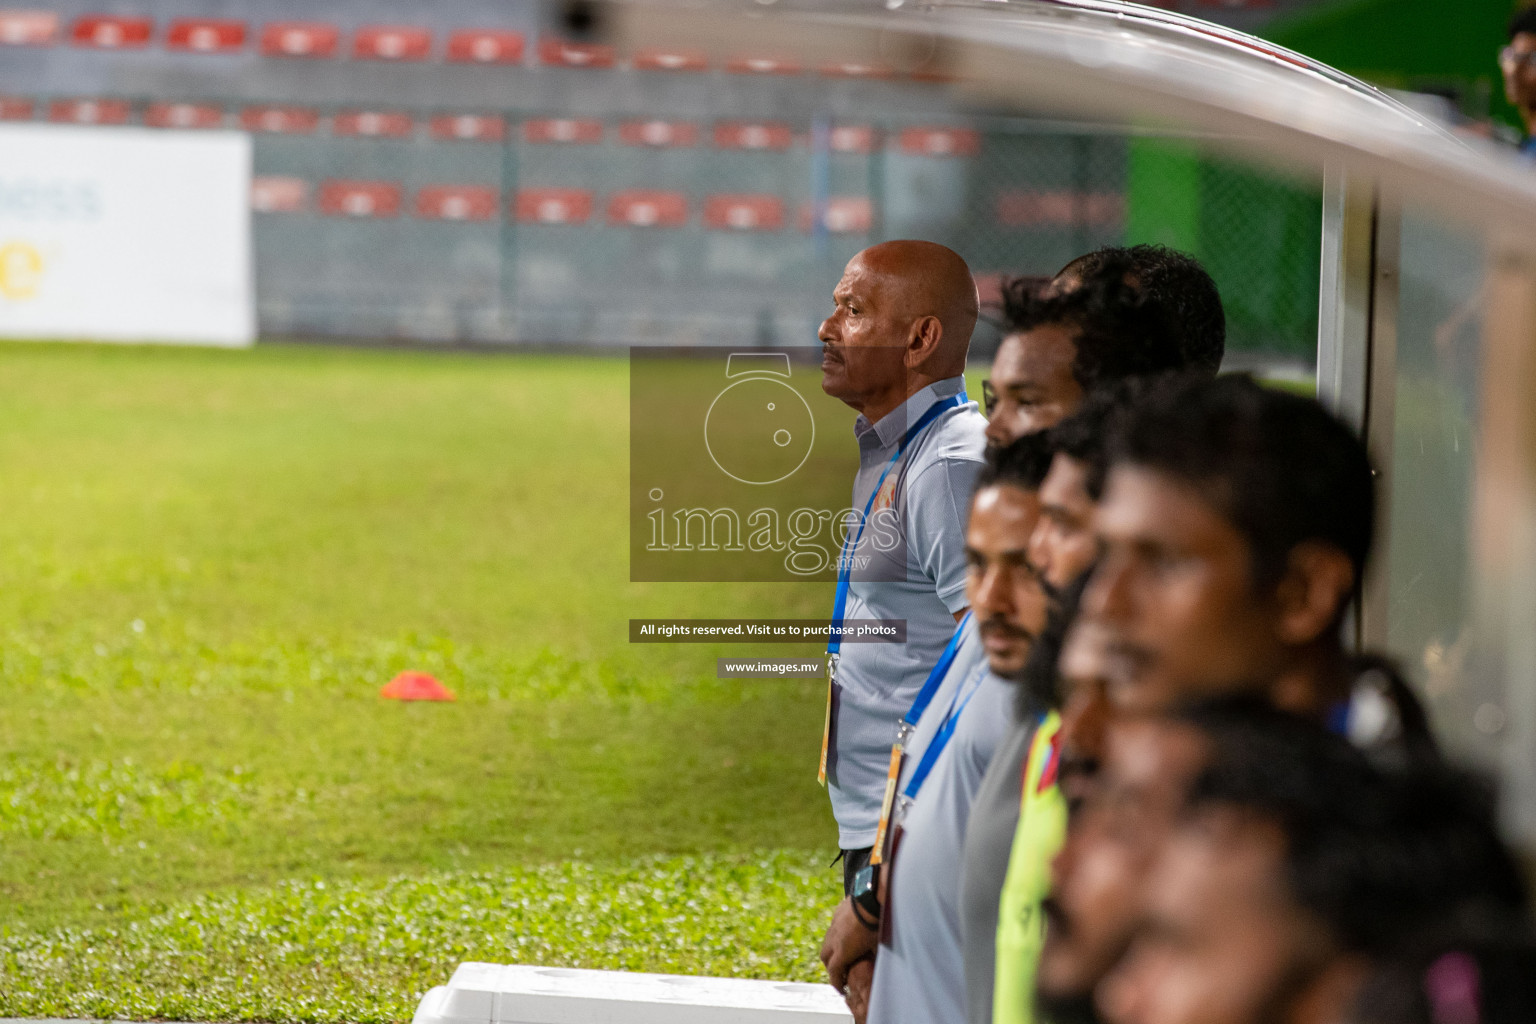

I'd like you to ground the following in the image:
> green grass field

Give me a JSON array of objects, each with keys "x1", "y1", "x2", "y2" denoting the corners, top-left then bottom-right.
[{"x1": 0, "y1": 341, "x2": 843, "y2": 1022}]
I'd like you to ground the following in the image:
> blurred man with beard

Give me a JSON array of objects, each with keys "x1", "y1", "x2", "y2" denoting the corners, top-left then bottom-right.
[
  {"x1": 958, "y1": 378, "x2": 1157, "y2": 1024},
  {"x1": 1025, "y1": 383, "x2": 1142, "y2": 596},
  {"x1": 1098, "y1": 705, "x2": 1526, "y2": 1024},
  {"x1": 1039, "y1": 710, "x2": 1210, "y2": 1024},
  {"x1": 959, "y1": 267, "x2": 1188, "y2": 1024},
  {"x1": 888, "y1": 265, "x2": 1191, "y2": 1024},
  {"x1": 1025, "y1": 380, "x2": 1161, "y2": 804},
  {"x1": 1031, "y1": 376, "x2": 1437, "y2": 1024},
  {"x1": 856, "y1": 439, "x2": 1053, "y2": 1024}
]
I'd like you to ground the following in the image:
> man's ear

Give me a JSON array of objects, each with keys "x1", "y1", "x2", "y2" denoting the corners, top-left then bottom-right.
[
  {"x1": 1273, "y1": 541, "x2": 1356, "y2": 646},
  {"x1": 904, "y1": 315, "x2": 943, "y2": 370}
]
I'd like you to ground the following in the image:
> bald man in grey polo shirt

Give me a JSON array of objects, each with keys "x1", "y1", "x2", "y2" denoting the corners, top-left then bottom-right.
[{"x1": 815, "y1": 240, "x2": 989, "y2": 1001}]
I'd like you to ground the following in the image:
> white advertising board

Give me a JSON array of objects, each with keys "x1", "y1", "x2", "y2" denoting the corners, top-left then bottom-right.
[{"x1": 0, "y1": 123, "x2": 253, "y2": 346}]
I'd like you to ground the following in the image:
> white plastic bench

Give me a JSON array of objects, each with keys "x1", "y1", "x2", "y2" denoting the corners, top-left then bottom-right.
[{"x1": 413, "y1": 962, "x2": 854, "y2": 1024}]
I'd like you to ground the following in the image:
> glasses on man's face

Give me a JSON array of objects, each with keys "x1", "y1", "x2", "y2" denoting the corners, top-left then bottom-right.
[
  {"x1": 1501, "y1": 47, "x2": 1536, "y2": 72},
  {"x1": 981, "y1": 379, "x2": 997, "y2": 417}
]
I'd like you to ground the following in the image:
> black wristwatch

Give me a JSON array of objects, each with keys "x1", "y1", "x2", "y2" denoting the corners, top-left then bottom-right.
[{"x1": 850, "y1": 863, "x2": 882, "y2": 926}]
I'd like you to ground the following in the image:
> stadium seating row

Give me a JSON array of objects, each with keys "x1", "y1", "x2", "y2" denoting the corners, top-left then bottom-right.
[
  {"x1": 0, "y1": 3, "x2": 1278, "y2": 60},
  {"x1": 251, "y1": 177, "x2": 1124, "y2": 231},
  {"x1": 0, "y1": 11, "x2": 919, "y2": 74},
  {"x1": 0, "y1": 98, "x2": 979, "y2": 155},
  {"x1": 254, "y1": 178, "x2": 877, "y2": 231}
]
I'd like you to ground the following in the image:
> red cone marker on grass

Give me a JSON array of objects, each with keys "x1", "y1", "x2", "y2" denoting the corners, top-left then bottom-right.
[{"x1": 381, "y1": 671, "x2": 456, "y2": 701}]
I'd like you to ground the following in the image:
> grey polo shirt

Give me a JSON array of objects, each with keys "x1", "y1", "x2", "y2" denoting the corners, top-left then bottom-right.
[
  {"x1": 960, "y1": 699, "x2": 1049, "y2": 1024},
  {"x1": 866, "y1": 666, "x2": 1018, "y2": 1024},
  {"x1": 827, "y1": 376, "x2": 987, "y2": 849}
]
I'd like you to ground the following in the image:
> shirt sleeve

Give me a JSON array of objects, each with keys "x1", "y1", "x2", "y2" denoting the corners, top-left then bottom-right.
[{"x1": 906, "y1": 453, "x2": 985, "y2": 613}]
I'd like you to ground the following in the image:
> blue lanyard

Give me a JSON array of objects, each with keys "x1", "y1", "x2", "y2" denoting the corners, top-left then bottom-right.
[
  {"x1": 903, "y1": 613, "x2": 971, "y2": 731},
  {"x1": 827, "y1": 392, "x2": 966, "y2": 658},
  {"x1": 903, "y1": 658, "x2": 988, "y2": 798},
  {"x1": 1326, "y1": 699, "x2": 1350, "y2": 736}
]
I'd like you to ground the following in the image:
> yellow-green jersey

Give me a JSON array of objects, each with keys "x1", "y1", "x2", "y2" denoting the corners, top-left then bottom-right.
[{"x1": 992, "y1": 711, "x2": 1066, "y2": 1024}]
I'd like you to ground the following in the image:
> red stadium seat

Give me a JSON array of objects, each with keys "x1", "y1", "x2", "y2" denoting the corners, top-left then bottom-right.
[
  {"x1": 714, "y1": 121, "x2": 794, "y2": 151},
  {"x1": 251, "y1": 175, "x2": 308, "y2": 214},
  {"x1": 354, "y1": 25, "x2": 431, "y2": 61},
  {"x1": 429, "y1": 114, "x2": 507, "y2": 142},
  {"x1": 538, "y1": 38, "x2": 615, "y2": 68},
  {"x1": 523, "y1": 118, "x2": 604, "y2": 144},
  {"x1": 0, "y1": 10, "x2": 58, "y2": 45},
  {"x1": 798, "y1": 197, "x2": 875, "y2": 234},
  {"x1": 446, "y1": 29, "x2": 524, "y2": 64},
  {"x1": 909, "y1": 67, "x2": 960, "y2": 85},
  {"x1": 166, "y1": 19, "x2": 245, "y2": 54},
  {"x1": 70, "y1": 15, "x2": 151, "y2": 49},
  {"x1": 618, "y1": 120, "x2": 699, "y2": 147},
  {"x1": 897, "y1": 127, "x2": 981, "y2": 157},
  {"x1": 260, "y1": 22, "x2": 339, "y2": 58},
  {"x1": 726, "y1": 55, "x2": 800, "y2": 75},
  {"x1": 994, "y1": 190, "x2": 1125, "y2": 228},
  {"x1": 703, "y1": 194, "x2": 785, "y2": 231},
  {"x1": 48, "y1": 98, "x2": 131, "y2": 124},
  {"x1": 415, "y1": 185, "x2": 500, "y2": 222},
  {"x1": 514, "y1": 188, "x2": 595, "y2": 225},
  {"x1": 333, "y1": 110, "x2": 414, "y2": 138},
  {"x1": 0, "y1": 96, "x2": 35, "y2": 119},
  {"x1": 144, "y1": 102, "x2": 224, "y2": 129},
  {"x1": 820, "y1": 61, "x2": 892, "y2": 79},
  {"x1": 828, "y1": 125, "x2": 877, "y2": 155},
  {"x1": 632, "y1": 48, "x2": 708, "y2": 72},
  {"x1": 241, "y1": 105, "x2": 320, "y2": 134},
  {"x1": 608, "y1": 190, "x2": 688, "y2": 227},
  {"x1": 318, "y1": 180, "x2": 402, "y2": 218}
]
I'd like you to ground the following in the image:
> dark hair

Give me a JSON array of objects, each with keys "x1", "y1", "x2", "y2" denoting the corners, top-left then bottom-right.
[
  {"x1": 1013, "y1": 571, "x2": 1090, "y2": 720},
  {"x1": 1108, "y1": 374, "x2": 1375, "y2": 594},
  {"x1": 1354, "y1": 910, "x2": 1536, "y2": 1024},
  {"x1": 1054, "y1": 244, "x2": 1226, "y2": 377},
  {"x1": 976, "y1": 428, "x2": 1054, "y2": 496},
  {"x1": 1345, "y1": 652, "x2": 1440, "y2": 766},
  {"x1": 1000, "y1": 253, "x2": 1187, "y2": 394},
  {"x1": 1044, "y1": 374, "x2": 1180, "y2": 501},
  {"x1": 1183, "y1": 704, "x2": 1528, "y2": 956},
  {"x1": 1510, "y1": 7, "x2": 1536, "y2": 41}
]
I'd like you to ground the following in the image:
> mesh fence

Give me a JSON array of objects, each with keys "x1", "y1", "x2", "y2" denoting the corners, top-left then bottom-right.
[
  {"x1": 1197, "y1": 158, "x2": 1323, "y2": 364},
  {"x1": 242, "y1": 115, "x2": 1321, "y2": 364}
]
